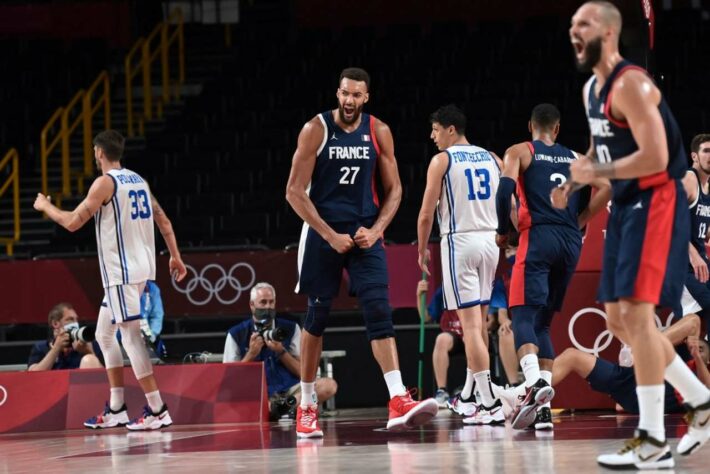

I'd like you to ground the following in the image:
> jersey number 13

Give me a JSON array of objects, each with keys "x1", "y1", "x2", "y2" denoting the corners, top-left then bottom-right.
[{"x1": 464, "y1": 168, "x2": 491, "y2": 200}]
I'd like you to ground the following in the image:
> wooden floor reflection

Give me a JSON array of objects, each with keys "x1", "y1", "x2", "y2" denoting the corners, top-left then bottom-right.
[{"x1": 1, "y1": 409, "x2": 706, "y2": 473}]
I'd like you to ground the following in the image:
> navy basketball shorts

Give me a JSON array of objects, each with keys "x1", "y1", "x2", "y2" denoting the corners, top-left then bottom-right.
[
  {"x1": 587, "y1": 358, "x2": 684, "y2": 414},
  {"x1": 587, "y1": 358, "x2": 639, "y2": 413},
  {"x1": 683, "y1": 268, "x2": 710, "y2": 315},
  {"x1": 295, "y1": 220, "x2": 388, "y2": 297},
  {"x1": 598, "y1": 180, "x2": 689, "y2": 307},
  {"x1": 508, "y1": 225, "x2": 582, "y2": 310}
]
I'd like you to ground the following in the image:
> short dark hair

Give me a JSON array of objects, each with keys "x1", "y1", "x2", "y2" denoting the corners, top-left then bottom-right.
[
  {"x1": 430, "y1": 104, "x2": 466, "y2": 135},
  {"x1": 530, "y1": 103, "x2": 561, "y2": 130},
  {"x1": 339, "y1": 67, "x2": 370, "y2": 91},
  {"x1": 691, "y1": 134, "x2": 710, "y2": 154},
  {"x1": 93, "y1": 130, "x2": 125, "y2": 162},
  {"x1": 48, "y1": 302, "x2": 73, "y2": 326}
]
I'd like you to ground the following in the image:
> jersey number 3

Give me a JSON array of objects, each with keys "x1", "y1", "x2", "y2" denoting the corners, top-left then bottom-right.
[
  {"x1": 464, "y1": 168, "x2": 491, "y2": 200},
  {"x1": 128, "y1": 190, "x2": 152, "y2": 220}
]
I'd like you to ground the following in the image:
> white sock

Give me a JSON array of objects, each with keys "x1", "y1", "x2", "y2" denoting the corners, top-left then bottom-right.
[
  {"x1": 540, "y1": 370, "x2": 552, "y2": 409},
  {"x1": 636, "y1": 385, "x2": 665, "y2": 442},
  {"x1": 109, "y1": 387, "x2": 124, "y2": 412},
  {"x1": 665, "y1": 355, "x2": 710, "y2": 407},
  {"x1": 300, "y1": 381, "x2": 317, "y2": 408},
  {"x1": 520, "y1": 354, "x2": 541, "y2": 388},
  {"x1": 383, "y1": 370, "x2": 407, "y2": 398},
  {"x1": 461, "y1": 369, "x2": 475, "y2": 400},
  {"x1": 474, "y1": 370, "x2": 495, "y2": 407},
  {"x1": 145, "y1": 390, "x2": 163, "y2": 414}
]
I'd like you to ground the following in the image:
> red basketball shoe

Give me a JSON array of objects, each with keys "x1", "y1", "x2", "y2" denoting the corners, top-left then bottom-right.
[
  {"x1": 296, "y1": 405, "x2": 323, "y2": 438},
  {"x1": 386, "y1": 390, "x2": 438, "y2": 431}
]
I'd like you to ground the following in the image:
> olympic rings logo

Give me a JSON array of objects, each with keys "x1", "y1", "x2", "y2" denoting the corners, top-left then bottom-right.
[
  {"x1": 568, "y1": 307, "x2": 679, "y2": 357},
  {"x1": 171, "y1": 263, "x2": 256, "y2": 306},
  {"x1": 0, "y1": 385, "x2": 7, "y2": 406},
  {"x1": 655, "y1": 312, "x2": 675, "y2": 331},
  {"x1": 567, "y1": 307, "x2": 613, "y2": 357}
]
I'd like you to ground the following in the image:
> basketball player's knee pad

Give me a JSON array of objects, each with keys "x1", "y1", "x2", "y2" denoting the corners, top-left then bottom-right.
[
  {"x1": 119, "y1": 320, "x2": 153, "y2": 380},
  {"x1": 534, "y1": 326, "x2": 555, "y2": 360},
  {"x1": 359, "y1": 285, "x2": 394, "y2": 341},
  {"x1": 304, "y1": 296, "x2": 332, "y2": 337},
  {"x1": 534, "y1": 308, "x2": 556, "y2": 360},
  {"x1": 511, "y1": 305, "x2": 540, "y2": 351},
  {"x1": 96, "y1": 306, "x2": 123, "y2": 369}
]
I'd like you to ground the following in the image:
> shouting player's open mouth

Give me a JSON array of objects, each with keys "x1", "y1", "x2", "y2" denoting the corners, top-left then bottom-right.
[{"x1": 571, "y1": 37, "x2": 585, "y2": 60}]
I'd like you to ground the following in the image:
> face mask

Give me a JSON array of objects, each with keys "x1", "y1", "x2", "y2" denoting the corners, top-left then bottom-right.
[
  {"x1": 63, "y1": 322, "x2": 79, "y2": 332},
  {"x1": 253, "y1": 308, "x2": 276, "y2": 322}
]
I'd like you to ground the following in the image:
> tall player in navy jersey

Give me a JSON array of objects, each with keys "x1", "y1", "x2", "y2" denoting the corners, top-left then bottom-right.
[
  {"x1": 286, "y1": 68, "x2": 438, "y2": 438},
  {"x1": 681, "y1": 134, "x2": 710, "y2": 340},
  {"x1": 495, "y1": 103, "x2": 610, "y2": 431},
  {"x1": 569, "y1": 2, "x2": 710, "y2": 469}
]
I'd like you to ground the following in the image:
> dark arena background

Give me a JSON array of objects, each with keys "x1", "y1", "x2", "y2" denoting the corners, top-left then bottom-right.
[{"x1": 0, "y1": 0, "x2": 709, "y2": 471}]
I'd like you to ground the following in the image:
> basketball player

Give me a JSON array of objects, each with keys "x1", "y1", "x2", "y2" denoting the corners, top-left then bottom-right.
[
  {"x1": 285, "y1": 67, "x2": 438, "y2": 438},
  {"x1": 417, "y1": 104, "x2": 504, "y2": 425},
  {"x1": 497, "y1": 314, "x2": 706, "y2": 417},
  {"x1": 33, "y1": 130, "x2": 187, "y2": 430},
  {"x1": 681, "y1": 134, "x2": 710, "y2": 339},
  {"x1": 495, "y1": 103, "x2": 611, "y2": 430},
  {"x1": 569, "y1": 2, "x2": 710, "y2": 468}
]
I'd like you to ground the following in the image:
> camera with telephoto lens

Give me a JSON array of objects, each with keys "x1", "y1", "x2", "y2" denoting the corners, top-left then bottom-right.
[
  {"x1": 63, "y1": 322, "x2": 96, "y2": 343},
  {"x1": 254, "y1": 320, "x2": 288, "y2": 342},
  {"x1": 269, "y1": 393, "x2": 297, "y2": 421}
]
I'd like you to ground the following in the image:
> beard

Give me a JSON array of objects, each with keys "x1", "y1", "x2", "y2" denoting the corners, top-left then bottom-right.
[
  {"x1": 338, "y1": 103, "x2": 363, "y2": 125},
  {"x1": 574, "y1": 36, "x2": 602, "y2": 73}
]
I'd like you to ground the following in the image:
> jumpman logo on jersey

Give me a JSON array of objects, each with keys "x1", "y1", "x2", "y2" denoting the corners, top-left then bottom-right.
[{"x1": 331, "y1": 132, "x2": 338, "y2": 141}]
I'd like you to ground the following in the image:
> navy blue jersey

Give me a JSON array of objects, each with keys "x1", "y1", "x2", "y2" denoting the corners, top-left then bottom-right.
[
  {"x1": 586, "y1": 60, "x2": 686, "y2": 204},
  {"x1": 308, "y1": 111, "x2": 380, "y2": 223},
  {"x1": 517, "y1": 140, "x2": 583, "y2": 233},
  {"x1": 689, "y1": 168, "x2": 710, "y2": 261}
]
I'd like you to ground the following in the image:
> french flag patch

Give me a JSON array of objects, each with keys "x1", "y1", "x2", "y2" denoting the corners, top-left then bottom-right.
[{"x1": 362, "y1": 134, "x2": 371, "y2": 142}]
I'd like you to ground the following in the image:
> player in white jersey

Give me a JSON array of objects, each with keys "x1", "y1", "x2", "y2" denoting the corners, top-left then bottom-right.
[
  {"x1": 34, "y1": 130, "x2": 187, "y2": 431},
  {"x1": 417, "y1": 105, "x2": 504, "y2": 425}
]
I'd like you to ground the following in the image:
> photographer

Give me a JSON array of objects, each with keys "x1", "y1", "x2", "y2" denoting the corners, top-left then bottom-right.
[
  {"x1": 28, "y1": 302, "x2": 103, "y2": 371},
  {"x1": 223, "y1": 282, "x2": 337, "y2": 416}
]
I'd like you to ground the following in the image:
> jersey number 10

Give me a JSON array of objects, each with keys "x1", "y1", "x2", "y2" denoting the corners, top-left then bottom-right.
[
  {"x1": 464, "y1": 168, "x2": 491, "y2": 200},
  {"x1": 128, "y1": 190, "x2": 152, "y2": 220}
]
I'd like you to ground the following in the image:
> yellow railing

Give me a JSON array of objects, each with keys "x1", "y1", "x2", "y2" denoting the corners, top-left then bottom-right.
[
  {"x1": 40, "y1": 70, "x2": 111, "y2": 199},
  {"x1": 37, "y1": 8, "x2": 184, "y2": 207},
  {"x1": 40, "y1": 108, "x2": 64, "y2": 200},
  {"x1": 62, "y1": 89, "x2": 85, "y2": 196},
  {"x1": 125, "y1": 8, "x2": 185, "y2": 137},
  {"x1": 0, "y1": 149, "x2": 20, "y2": 256},
  {"x1": 83, "y1": 71, "x2": 111, "y2": 180}
]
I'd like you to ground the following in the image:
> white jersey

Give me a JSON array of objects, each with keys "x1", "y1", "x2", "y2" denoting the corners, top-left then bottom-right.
[
  {"x1": 437, "y1": 144, "x2": 500, "y2": 235},
  {"x1": 95, "y1": 168, "x2": 156, "y2": 288}
]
